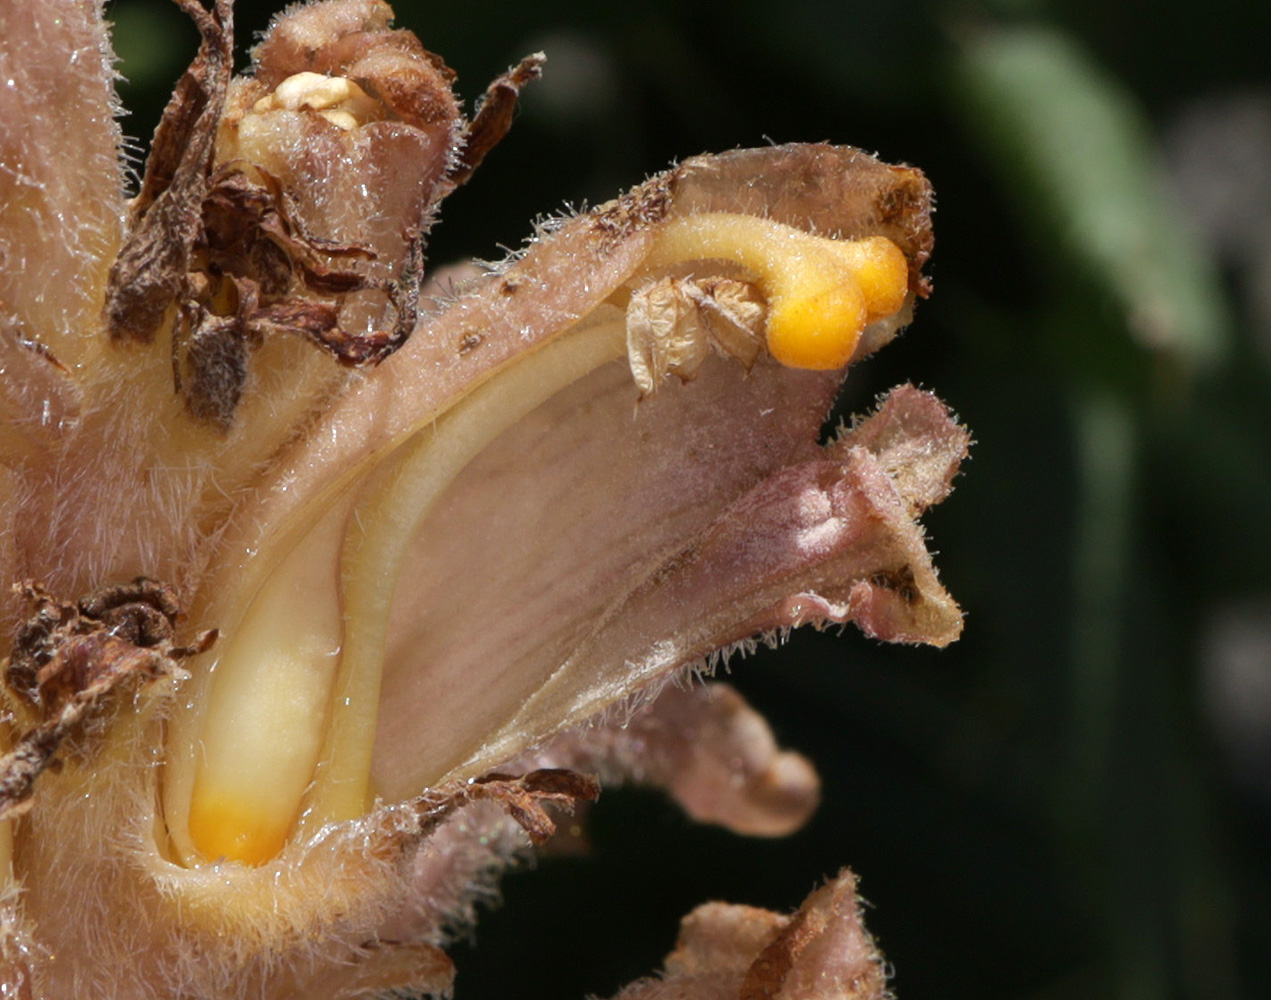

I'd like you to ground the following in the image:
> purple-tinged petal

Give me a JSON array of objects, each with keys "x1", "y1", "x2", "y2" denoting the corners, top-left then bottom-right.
[
  {"x1": 526, "y1": 681, "x2": 821, "y2": 838},
  {"x1": 372, "y1": 380, "x2": 965, "y2": 795}
]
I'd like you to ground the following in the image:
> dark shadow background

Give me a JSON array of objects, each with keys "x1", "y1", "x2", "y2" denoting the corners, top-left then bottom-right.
[{"x1": 106, "y1": 1, "x2": 1271, "y2": 997}]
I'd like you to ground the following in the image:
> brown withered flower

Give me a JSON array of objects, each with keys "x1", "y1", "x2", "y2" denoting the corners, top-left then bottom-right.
[{"x1": 0, "y1": 0, "x2": 968, "y2": 995}]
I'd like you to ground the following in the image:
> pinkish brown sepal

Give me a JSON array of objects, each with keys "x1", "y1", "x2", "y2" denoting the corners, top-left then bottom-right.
[{"x1": 608, "y1": 870, "x2": 888, "y2": 1000}]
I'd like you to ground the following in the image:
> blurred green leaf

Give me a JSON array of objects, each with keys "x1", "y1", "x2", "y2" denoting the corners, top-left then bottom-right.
[
  {"x1": 956, "y1": 26, "x2": 1230, "y2": 371},
  {"x1": 108, "y1": 0, "x2": 194, "y2": 89}
]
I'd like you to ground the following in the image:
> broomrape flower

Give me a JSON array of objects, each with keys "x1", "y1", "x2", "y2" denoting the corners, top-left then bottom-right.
[{"x1": 0, "y1": 0, "x2": 968, "y2": 995}]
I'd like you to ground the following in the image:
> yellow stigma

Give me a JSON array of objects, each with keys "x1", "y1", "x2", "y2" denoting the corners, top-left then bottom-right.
[{"x1": 643, "y1": 214, "x2": 910, "y2": 370}]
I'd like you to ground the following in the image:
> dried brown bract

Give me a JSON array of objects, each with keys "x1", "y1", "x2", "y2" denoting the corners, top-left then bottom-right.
[
  {"x1": 105, "y1": 0, "x2": 234, "y2": 348},
  {"x1": 0, "y1": 1, "x2": 967, "y2": 996},
  {"x1": 415, "y1": 769, "x2": 601, "y2": 846},
  {"x1": 104, "y1": 0, "x2": 534, "y2": 427},
  {"x1": 0, "y1": 579, "x2": 213, "y2": 820}
]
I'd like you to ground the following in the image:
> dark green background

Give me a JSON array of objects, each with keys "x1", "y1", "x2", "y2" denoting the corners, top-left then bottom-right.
[{"x1": 106, "y1": 1, "x2": 1271, "y2": 997}]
